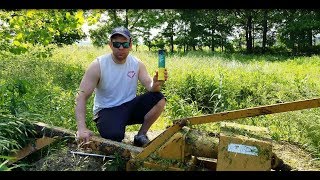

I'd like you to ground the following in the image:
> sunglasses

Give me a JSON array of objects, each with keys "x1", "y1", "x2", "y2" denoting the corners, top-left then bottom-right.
[{"x1": 112, "y1": 42, "x2": 130, "y2": 48}]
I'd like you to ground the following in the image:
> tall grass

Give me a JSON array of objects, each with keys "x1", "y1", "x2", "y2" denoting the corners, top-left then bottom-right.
[
  {"x1": 1, "y1": 45, "x2": 320, "y2": 160},
  {"x1": 0, "y1": 114, "x2": 36, "y2": 170}
]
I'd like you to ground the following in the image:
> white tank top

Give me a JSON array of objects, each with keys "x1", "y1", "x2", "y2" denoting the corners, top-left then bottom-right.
[{"x1": 93, "y1": 54, "x2": 139, "y2": 115}]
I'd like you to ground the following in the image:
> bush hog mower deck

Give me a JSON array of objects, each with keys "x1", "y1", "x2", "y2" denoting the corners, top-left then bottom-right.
[{"x1": 8, "y1": 98, "x2": 320, "y2": 171}]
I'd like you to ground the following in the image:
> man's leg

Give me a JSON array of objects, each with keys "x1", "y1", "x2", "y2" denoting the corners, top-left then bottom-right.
[
  {"x1": 95, "y1": 102, "x2": 131, "y2": 142},
  {"x1": 137, "y1": 98, "x2": 166, "y2": 135},
  {"x1": 129, "y1": 92, "x2": 166, "y2": 147}
]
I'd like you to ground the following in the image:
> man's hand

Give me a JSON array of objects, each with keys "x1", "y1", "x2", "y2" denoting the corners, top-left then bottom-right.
[
  {"x1": 76, "y1": 128, "x2": 94, "y2": 143},
  {"x1": 152, "y1": 69, "x2": 168, "y2": 91},
  {"x1": 153, "y1": 68, "x2": 168, "y2": 82}
]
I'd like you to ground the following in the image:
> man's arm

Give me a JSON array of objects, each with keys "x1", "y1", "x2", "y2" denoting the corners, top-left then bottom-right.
[
  {"x1": 138, "y1": 61, "x2": 167, "y2": 92},
  {"x1": 75, "y1": 59, "x2": 100, "y2": 142}
]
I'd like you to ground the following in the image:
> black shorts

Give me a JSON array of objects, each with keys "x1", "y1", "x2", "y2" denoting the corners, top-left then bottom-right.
[{"x1": 94, "y1": 91, "x2": 165, "y2": 142}]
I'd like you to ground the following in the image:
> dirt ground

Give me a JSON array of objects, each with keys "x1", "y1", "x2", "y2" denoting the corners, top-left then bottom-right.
[
  {"x1": 272, "y1": 141, "x2": 320, "y2": 171},
  {"x1": 23, "y1": 130, "x2": 320, "y2": 171},
  {"x1": 25, "y1": 131, "x2": 163, "y2": 171}
]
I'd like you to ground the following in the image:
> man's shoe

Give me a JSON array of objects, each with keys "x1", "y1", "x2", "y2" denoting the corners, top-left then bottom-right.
[{"x1": 133, "y1": 134, "x2": 150, "y2": 147}]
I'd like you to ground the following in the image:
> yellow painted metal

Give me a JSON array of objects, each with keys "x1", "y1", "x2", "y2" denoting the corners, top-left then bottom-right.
[
  {"x1": 126, "y1": 124, "x2": 183, "y2": 171},
  {"x1": 134, "y1": 124, "x2": 182, "y2": 160},
  {"x1": 129, "y1": 98, "x2": 320, "y2": 171},
  {"x1": 27, "y1": 98, "x2": 320, "y2": 171},
  {"x1": 178, "y1": 98, "x2": 320, "y2": 125},
  {"x1": 216, "y1": 133, "x2": 272, "y2": 171},
  {"x1": 8, "y1": 137, "x2": 57, "y2": 165},
  {"x1": 156, "y1": 131, "x2": 186, "y2": 160},
  {"x1": 216, "y1": 123, "x2": 272, "y2": 171},
  {"x1": 128, "y1": 127, "x2": 220, "y2": 171}
]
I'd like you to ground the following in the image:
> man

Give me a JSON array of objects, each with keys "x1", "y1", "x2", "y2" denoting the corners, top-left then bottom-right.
[{"x1": 75, "y1": 26, "x2": 168, "y2": 147}]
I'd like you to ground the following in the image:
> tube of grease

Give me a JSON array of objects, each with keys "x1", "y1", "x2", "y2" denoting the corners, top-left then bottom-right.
[{"x1": 158, "y1": 49, "x2": 165, "y2": 81}]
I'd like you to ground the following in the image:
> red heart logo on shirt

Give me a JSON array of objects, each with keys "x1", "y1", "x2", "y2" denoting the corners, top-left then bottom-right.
[{"x1": 127, "y1": 71, "x2": 136, "y2": 78}]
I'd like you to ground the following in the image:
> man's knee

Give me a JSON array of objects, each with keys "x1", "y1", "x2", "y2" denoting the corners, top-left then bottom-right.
[{"x1": 157, "y1": 98, "x2": 166, "y2": 109}]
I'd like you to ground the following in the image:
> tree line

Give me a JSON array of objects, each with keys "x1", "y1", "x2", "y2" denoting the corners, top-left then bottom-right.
[{"x1": 1, "y1": 9, "x2": 320, "y2": 56}]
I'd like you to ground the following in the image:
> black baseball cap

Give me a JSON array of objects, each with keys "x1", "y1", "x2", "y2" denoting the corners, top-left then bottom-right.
[{"x1": 110, "y1": 26, "x2": 131, "y2": 40}]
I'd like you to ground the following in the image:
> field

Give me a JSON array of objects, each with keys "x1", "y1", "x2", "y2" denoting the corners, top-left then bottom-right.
[{"x1": 1, "y1": 45, "x2": 320, "y2": 170}]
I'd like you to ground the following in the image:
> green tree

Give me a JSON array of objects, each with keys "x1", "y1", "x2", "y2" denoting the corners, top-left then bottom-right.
[
  {"x1": 89, "y1": 9, "x2": 162, "y2": 49},
  {"x1": 0, "y1": 9, "x2": 86, "y2": 54}
]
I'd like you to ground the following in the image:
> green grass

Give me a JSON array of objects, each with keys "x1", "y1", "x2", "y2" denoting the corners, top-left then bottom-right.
[{"x1": 1, "y1": 45, "x2": 320, "y2": 163}]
